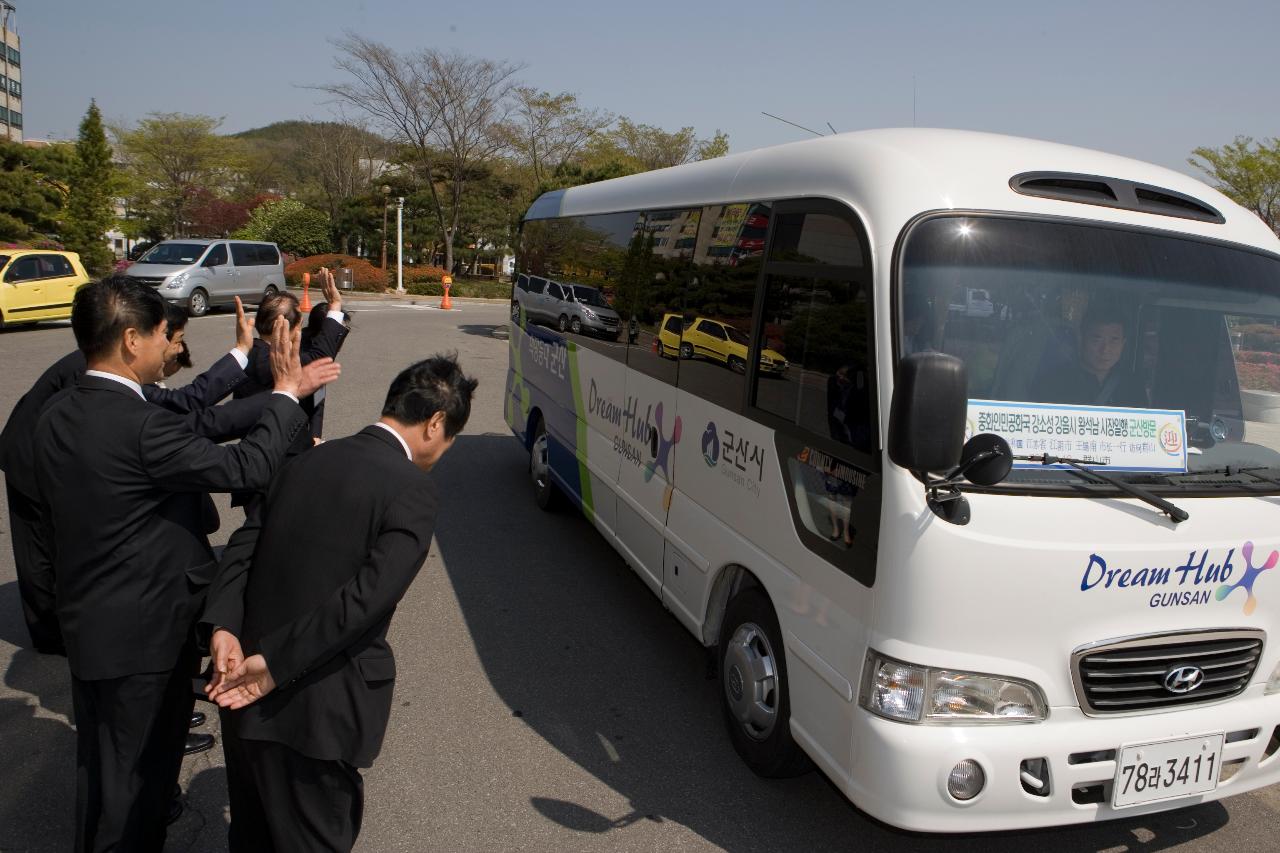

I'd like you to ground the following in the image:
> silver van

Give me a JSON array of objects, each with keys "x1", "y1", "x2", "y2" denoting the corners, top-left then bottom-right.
[
  {"x1": 125, "y1": 239, "x2": 286, "y2": 316},
  {"x1": 512, "y1": 275, "x2": 621, "y2": 339}
]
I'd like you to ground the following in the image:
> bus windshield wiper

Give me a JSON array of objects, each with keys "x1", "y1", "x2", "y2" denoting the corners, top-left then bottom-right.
[{"x1": 1015, "y1": 454, "x2": 1189, "y2": 524}]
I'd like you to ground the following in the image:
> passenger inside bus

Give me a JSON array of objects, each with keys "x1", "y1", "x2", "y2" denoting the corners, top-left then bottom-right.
[{"x1": 1034, "y1": 305, "x2": 1149, "y2": 408}]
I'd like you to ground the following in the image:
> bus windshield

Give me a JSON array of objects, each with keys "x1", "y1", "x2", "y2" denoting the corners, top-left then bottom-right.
[
  {"x1": 572, "y1": 285, "x2": 609, "y2": 307},
  {"x1": 899, "y1": 215, "x2": 1280, "y2": 492}
]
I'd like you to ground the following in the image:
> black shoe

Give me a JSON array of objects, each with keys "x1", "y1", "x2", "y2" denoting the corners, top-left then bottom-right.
[
  {"x1": 184, "y1": 733, "x2": 215, "y2": 756},
  {"x1": 167, "y1": 795, "x2": 183, "y2": 825},
  {"x1": 190, "y1": 711, "x2": 206, "y2": 729}
]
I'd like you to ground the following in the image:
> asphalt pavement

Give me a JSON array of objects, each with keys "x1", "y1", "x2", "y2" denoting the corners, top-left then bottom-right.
[{"x1": 0, "y1": 299, "x2": 1277, "y2": 852}]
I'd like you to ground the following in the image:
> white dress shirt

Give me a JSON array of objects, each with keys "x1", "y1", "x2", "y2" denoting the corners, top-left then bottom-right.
[{"x1": 372, "y1": 423, "x2": 413, "y2": 461}]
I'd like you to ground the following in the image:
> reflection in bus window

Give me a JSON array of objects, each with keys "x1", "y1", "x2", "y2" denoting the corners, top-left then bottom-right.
[
  {"x1": 769, "y1": 212, "x2": 865, "y2": 266},
  {"x1": 663, "y1": 203, "x2": 772, "y2": 410},
  {"x1": 624, "y1": 209, "x2": 702, "y2": 386},
  {"x1": 754, "y1": 275, "x2": 875, "y2": 453},
  {"x1": 518, "y1": 213, "x2": 640, "y2": 361}
]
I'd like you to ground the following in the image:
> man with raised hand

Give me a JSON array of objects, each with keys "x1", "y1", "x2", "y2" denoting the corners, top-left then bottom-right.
[
  {"x1": 203, "y1": 355, "x2": 477, "y2": 853},
  {"x1": 33, "y1": 275, "x2": 316, "y2": 853}
]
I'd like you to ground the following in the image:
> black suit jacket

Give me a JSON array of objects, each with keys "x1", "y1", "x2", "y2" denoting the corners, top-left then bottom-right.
[
  {"x1": 34, "y1": 376, "x2": 307, "y2": 680},
  {"x1": 203, "y1": 426, "x2": 437, "y2": 767},
  {"x1": 1, "y1": 350, "x2": 247, "y2": 500},
  {"x1": 234, "y1": 317, "x2": 348, "y2": 404}
]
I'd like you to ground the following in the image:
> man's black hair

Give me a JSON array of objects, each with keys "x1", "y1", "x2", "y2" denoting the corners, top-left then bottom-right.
[
  {"x1": 1081, "y1": 304, "x2": 1130, "y2": 336},
  {"x1": 175, "y1": 339, "x2": 193, "y2": 370},
  {"x1": 255, "y1": 292, "x2": 301, "y2": 337},
  {"x1": 381, "y1": 354, "x2": 478, "y2": 438},
  {"x1": 164, "y1": 302, "x2": 189, "y2": 341},
  {"x1": 71, "y1": 274, "x2": 167, "y2": 361}
]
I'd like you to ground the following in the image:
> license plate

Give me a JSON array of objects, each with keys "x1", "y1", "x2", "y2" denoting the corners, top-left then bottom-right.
[{"x1": 1112, "y1": 733, "x2": 1224, "y2": 808}]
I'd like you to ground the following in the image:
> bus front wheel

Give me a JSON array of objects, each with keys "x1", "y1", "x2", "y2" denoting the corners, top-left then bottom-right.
[
  {"x1": 718, "y1": 587, "x2": 812, "y2": 778},
  {"x1": 530, "y1": 419, "x2": 561, "y2": 511}
]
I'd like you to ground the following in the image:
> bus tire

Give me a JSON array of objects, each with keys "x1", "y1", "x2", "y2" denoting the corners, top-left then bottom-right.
[
  {"x1": 557, "y1": 314, "x2": 569, "y2": 333},
  {"x1": 188, "y1": 288, "x2": 210, "y2": 317},
  {"x1": 530, "y1": 418, "x2": 561, "y2": 511},
  {"x1": 718, "y1": 587, "x2": 812, "y2": 778},
  {"x1": 728, "y1": 356, "x2": 746, "y2": 374},
  {"x1": 679, "y1": 341, "x2": 694, "y2": 360}
]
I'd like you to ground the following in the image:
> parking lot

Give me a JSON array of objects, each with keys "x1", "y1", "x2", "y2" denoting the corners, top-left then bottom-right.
[{"x1": 1, "y1": 299, "x2": 1278, "y2": 852}]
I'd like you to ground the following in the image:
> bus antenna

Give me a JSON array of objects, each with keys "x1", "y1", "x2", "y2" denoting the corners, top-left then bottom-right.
[{"x1": 761, "y1": 112, "x2": 824, "y2": 138}]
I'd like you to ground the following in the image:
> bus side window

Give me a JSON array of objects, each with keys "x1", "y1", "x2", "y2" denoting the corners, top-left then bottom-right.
[
  {"x1": 625, "y1": 209, "x2": 703, "y2": 385},
  {"x1": 670, "y1": 203, "x2": 770, "y2": 412}
]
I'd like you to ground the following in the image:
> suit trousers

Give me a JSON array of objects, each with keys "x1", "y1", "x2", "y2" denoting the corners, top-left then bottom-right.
[
  {"x1": 6, "y1": 481, "x2": 63, "y2": 654},
  {"x1": 70, "y1": 636, "x2": 198, "y2": 853},
  {"x1": 222, "y1": 717, "x2": 364, "y2": 853}
]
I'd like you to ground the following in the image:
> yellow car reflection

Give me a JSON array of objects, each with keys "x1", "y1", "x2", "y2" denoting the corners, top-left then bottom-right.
[{"x1": 657, "y1": 312, "x2": 788, "y2": 375}]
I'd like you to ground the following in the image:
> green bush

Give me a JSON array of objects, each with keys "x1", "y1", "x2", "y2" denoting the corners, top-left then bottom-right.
[
  {"x1": 405, "y1": 279, "x2": 510, "y2": 299},
  {"x1": 236, "y1": 199, "x2": 331, "y2": 257}
]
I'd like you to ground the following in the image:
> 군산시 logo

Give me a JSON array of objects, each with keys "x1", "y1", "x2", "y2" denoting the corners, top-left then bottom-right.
[{"x1": 702, "y1": 421, "x2": 720, "y2": 467}]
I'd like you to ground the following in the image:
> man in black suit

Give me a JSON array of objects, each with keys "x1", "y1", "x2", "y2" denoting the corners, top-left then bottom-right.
[
  {"x1": 0, "y1": 296, "x2": 261, "y2": 654},
  {"x1": 33, "y1": 276, "x2": 324, "y2": 853},
  {"x1": 204, "y1": 355, "x2": 477, "y2": 852}
]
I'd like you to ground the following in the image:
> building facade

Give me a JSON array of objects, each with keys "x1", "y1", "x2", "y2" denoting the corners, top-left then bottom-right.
[{"x1": 1, "y1": 3, "x2": 21, "y2": 144}]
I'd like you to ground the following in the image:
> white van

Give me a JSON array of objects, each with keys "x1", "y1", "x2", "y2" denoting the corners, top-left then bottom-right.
[
  {"x1": 505, "y1": 128, "x2": 1280, "y2": 831},
  {"x1": 125, "y1": 239, "x2": 286, "y2": 316}
]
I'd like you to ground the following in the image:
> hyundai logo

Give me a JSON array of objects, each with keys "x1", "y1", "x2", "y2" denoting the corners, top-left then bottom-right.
[{"x1": 1163, "y1": 665, "x2": 1205, "y2": 694}]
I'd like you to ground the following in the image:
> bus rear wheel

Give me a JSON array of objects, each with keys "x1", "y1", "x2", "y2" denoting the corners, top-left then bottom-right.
[
  {"x1": 718, "y1": 587, "x2": 811, "y2": 778},
  {"x1": 530, "y1": 418, "x2": 561, "y2": 511}
]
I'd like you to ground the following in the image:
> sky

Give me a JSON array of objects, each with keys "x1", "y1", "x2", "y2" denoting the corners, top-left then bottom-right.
[{"x1": 13, "y1": 0, "x2": 1279, "y2": 178}]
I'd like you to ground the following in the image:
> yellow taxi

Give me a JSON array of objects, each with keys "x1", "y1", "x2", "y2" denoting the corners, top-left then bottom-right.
[
  {"x1": 656, "y1": 312, "x2": 788, "y2": 375},
  {"x1": 0, "y1": 249, "x2": 91, "y2": 327}
]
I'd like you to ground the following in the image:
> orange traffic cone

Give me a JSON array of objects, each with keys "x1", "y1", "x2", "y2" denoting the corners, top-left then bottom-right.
[
  {"x1": 300, "y1": 273, "x2": 313, "y2": 312},
  {"x1": 440, "y1": 276, "x2": 453, "y2": 310}
]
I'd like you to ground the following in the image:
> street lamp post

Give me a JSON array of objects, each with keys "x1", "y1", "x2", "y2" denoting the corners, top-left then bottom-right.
[
  {"x1": 396, "y1": 197, "x2": 405, "y2": 294},
  {"x1": 380, "y1": 184, "x2": 390, "y2": 269}
]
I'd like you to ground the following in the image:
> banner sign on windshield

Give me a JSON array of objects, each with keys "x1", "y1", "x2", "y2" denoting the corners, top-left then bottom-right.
[{"x1": 965, "y1": 399, "x2": 1188, "y2": 473}]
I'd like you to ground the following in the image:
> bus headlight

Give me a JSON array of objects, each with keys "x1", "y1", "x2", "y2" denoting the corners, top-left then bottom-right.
[
  {"x1": 1266, "y1": 660, "x2": 1280, "y2": 695},
  {"x1": 165, "y1": 272, "x2": 188, "y2": 289},
  {"x1": 860, "y1": 651, "x2": 1047, "y2": 724}
]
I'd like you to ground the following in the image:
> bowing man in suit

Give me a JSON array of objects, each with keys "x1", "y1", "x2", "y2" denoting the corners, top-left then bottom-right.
[
  {"x1": 204, "y1": 355, "x2": 477, "y2": 853},
  {"x1": 0, "y1": 295, "x2": 265, "y2": 655},
  {"x1": 33, "y1": 276, "x2": 326, "y2": 853}
]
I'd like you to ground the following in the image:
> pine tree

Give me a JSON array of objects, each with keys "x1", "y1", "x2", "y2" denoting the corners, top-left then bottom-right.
[{"x1": 62, "y1": 100, "x2": 116, "y2": 275}]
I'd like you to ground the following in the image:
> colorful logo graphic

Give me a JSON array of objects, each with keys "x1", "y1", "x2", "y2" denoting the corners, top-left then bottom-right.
[
  {"x1": 702, "y1": 421, "x2": 720, "y2": 467},
  {"x1": 643, "y1": 402, "x2": 682, "y2": 483},
  {"x1": 1215, "y1": 540, "x2": 1278, "y2": 615},
  {"x1": 1159, "y1": 422, "x2": 1183, "y2": 456}
]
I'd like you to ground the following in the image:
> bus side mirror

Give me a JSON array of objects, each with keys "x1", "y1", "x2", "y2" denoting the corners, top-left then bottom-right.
[{"x1": 888, "y1": 352, "x2": 968, "y2": 475}]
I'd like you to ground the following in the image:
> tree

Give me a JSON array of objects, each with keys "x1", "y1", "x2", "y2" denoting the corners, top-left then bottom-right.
[
  {"x1": 0, "y1": 141, "x2": 75, "y2": 242},
  {"x1": 1189, "y1": 136, "x2": 1280, "y2": 234},
  {"x1": 61, "y1": 101, "x2": 116, "y2": 274},
  {"x1": 316, "y1": 35, "x2": 523, "y2": 274},
  {"x1": 116, "y1": 113, "x2": 244, "y2": 237},
  {"x1": 596, "y1": 117, "x2": 729, "y2": 171},
  {"x1": 236, "y1": 198, "x2": 331, "y2": 256},
  {"x1": 504, "y1": 88, "x2": 613, "y2": 188}
]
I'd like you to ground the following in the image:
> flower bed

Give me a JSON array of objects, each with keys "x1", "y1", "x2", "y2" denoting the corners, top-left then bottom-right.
[{"x1": 285, "y1": 254, "x2": 388, "y2": 293}]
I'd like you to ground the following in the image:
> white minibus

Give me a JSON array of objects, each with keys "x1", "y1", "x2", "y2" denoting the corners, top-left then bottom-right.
[{"x1": 504, "y1": 128, "x2": 1280, "y2": 831}]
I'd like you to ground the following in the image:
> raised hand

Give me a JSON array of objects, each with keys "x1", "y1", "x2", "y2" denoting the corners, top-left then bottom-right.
[
  {"x1": 205, "y1": 628, "x2": 244, "y2": 697},
  {"x1": 320, "y1": 268, "x2": 342, "y2": 313},
  {"x1": 268, "y1": 316, "x2": 304, "y2": 398},
  {"x1": 233, "y1": 296, "x2": 255, "y2": 355},
  {"x1": 298, "y1": 356, "x2": 341, "y2": 398},
  {"x1": 209, "y1": 653, "x2": 277, "y2": 709}
]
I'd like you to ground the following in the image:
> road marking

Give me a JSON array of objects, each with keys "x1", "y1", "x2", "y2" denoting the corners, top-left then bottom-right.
[{"x1": 596, "y1": 731, "x2": 621, "y2": 763}]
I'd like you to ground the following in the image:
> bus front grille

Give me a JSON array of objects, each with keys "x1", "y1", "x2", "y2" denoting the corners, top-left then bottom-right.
[{"x1": 1072, "y1": 629, "x2": 1264, "y2": 716}]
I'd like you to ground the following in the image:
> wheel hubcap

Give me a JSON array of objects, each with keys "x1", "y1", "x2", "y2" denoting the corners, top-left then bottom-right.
[
  {"x1": 723, "y1": 622, "x2": 779, "y2": 740},
  {"x1": 531, "y1": 432, "x2": 550, "y2": 491}
]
